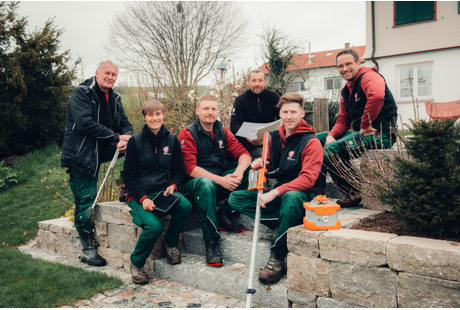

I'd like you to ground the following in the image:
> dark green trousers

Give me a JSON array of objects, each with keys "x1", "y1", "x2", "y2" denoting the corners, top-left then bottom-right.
[
  {"x1": 68, "y1": 146, "x2": 118, "y2": 235},
  {"x1": 68, "y1": 168, "x2": 98, "y2": 235},
  {"x1": 317, "y1": 130, "x2": 393, "y2": 196},
  {"x1": 179, "y1": 168, "x2": 248, "y2": 242},
  {"x1": 128, "y1": 192, "x2": 192, "y2": 268},
  {"x1": 228, "y1": 190, "x2": 314, "y2": 256}
]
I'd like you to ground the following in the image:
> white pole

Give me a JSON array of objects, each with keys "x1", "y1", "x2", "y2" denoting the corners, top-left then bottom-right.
[
  {"x1": 246, "y1": 132, "x2": 270, "y2": 308},
  {"x1": 91, "y1": 149, "x2": 120, "y2": 210}
]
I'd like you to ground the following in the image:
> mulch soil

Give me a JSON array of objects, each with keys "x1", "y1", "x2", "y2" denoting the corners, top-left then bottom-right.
[{"x1": 350, "y1": 212, "x2": 460, "y2": 244}]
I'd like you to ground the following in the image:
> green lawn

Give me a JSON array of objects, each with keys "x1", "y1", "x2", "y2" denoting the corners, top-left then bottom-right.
[{"x1": 0, "y1": 144, "x2": 123, "y2": 307}]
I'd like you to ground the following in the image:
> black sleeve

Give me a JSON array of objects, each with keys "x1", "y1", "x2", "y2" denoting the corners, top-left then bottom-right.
[
  {"x1": 230, "y1": 96, "x2": 245, "y2": 135},
  {"x1": 271, "y1": 92, "x2": 281, "y2": 120},
  {"x1": 122, "y1": 136, "x2": 147, "y2": 203},
  {"x1": 168, "y1": 135, "x2": 185, "y2": 188}
]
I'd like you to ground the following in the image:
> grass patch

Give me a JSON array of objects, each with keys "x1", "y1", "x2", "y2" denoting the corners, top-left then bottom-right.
[
  {"x1": 0, "y1": 144, "x2": 73, "y2": 247},
  {"x1": 0, "y1": 143, "x2": 124, "y2": 307},
  {"x1": 0, "y1": 247, "x2": 122, "y2": 307}
]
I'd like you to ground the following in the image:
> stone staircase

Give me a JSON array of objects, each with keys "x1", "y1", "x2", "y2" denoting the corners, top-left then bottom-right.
[{"x1": 35, "y1": 182, "x2": 352, "y2": 308}]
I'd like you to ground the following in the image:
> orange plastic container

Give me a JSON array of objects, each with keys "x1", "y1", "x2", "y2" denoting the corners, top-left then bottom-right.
[{"x1": 303, "y1": 195, "x2": 341, "y2": 230}]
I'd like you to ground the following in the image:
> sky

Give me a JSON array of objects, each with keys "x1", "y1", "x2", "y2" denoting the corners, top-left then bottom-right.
[{"x1": 16, "y1": 1, "x2": 366, "y2": 85}]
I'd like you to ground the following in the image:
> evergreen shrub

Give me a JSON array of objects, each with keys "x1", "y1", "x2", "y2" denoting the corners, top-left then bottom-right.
[{"x1": 375, "y1": 118, "x2": 460, "y2": 237}]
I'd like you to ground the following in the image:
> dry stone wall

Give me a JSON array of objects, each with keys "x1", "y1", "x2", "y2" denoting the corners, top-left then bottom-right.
[{"x1": 286, "y1": 225, "x2": 460, "y2": 308}]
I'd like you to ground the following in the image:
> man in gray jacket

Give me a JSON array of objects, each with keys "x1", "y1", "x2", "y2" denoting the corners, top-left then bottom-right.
[{"x1": 61, "y1": 60, "x2": 134, "y2": 266}]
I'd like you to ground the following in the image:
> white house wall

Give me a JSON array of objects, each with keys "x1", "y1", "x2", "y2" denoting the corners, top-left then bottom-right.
[
  {"x1": 363, "y1": 1, "x2": 460, "y2": 59},
  {"x1": 362, "y1": 48, "x2": 460, "y2": 128},
  {"x1": 297, "y1": 67, "x2": 344, "y2": 102}
]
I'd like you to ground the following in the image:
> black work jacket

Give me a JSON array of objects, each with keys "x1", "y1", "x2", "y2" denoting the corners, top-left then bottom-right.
[{"x1": 61, "y1": 77, "x2": 134, "y2": 176}]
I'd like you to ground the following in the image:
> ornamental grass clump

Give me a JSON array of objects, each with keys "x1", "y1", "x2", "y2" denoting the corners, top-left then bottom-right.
[{"x1": 375, "y1": 118, "x2": 460, "y2": 237}]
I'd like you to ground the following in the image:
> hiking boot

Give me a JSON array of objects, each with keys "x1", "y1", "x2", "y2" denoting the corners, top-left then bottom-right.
[
  {"x1": 130, "y1": 263, "x2": 149, "y2": 285},
  {"x1": 79, "y1": 233, "x2": 106, "y2": 266},
  {"x1": 337, "y1": 196, "x2": 362, "y2": 208},
  {"x1": 258, "y1": 251, "x2": 286, "y2": 284},
  {"x1": 164, "y1": 241, "x2": 182, "y2": 265},
  {"x1": 205, "y1": 238, "x2": 223, "y2": 267},
  {"x1": 216, "y1": 208, "x2": 244, "y2": 233}
]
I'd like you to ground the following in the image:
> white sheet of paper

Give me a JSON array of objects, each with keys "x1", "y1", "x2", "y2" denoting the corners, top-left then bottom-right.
[{"x1": 235, "y1": 119, "x2": 282, "y2": 139}]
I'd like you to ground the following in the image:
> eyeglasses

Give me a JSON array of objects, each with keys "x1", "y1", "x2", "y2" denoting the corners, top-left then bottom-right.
[{"x1": 337, "y1": 61, "x2": 356, "y2": 70}]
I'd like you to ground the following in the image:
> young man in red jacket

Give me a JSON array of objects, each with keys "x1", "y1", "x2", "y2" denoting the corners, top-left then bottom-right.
[
  {"x1": 178, "y1": 94, "x2": 252, "y2": 267},
  {"x1": 317, "y1": 48, "x2": 398, "y2": 207},
  {"x1": 229, "y1": 93, "x2": 324, "y2": 284}
]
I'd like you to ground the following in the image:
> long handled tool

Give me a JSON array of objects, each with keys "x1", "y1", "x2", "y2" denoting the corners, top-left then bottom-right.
[
  {"x1": 245, "y1": 131, "x2": 270, "y2": 308},
  {"x1": 91, "y1": 149, "x2": 120, "y2": 210}
]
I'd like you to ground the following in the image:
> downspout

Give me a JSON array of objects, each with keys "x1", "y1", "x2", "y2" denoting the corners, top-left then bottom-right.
[{"x1": 371, "y1": 1, "x2": 379, "y2": 71}]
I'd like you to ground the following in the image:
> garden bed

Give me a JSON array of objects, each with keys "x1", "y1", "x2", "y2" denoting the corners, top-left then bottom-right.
[{"x1": 351, "y1": 212, "x2": 460, "y2": 243}]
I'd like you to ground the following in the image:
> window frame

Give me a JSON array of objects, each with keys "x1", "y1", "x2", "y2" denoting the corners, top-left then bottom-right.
[
  {"x1": 324, "y1": 76, "x2": 342, "y2": 91},
  {"x1": 393, "y1": 1, "x2": 437, "y2": 27},
  {"x1": 396, "y1": 62, "x2": 433, "y2": 101}
]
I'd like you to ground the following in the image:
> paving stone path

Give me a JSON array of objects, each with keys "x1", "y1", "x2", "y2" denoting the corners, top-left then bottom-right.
[{"x1": 19, "y1": 242, "x2": 247, "y2": 308}]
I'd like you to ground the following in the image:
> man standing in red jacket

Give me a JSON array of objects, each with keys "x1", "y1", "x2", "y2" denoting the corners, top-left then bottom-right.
[
  {"x1": 178, "y1": 94, "x2": 251, "y2": 267},
  {"x1": 229, "y1": 93, "x2": 324, "y2": 284},
  {"x1": 317, "y1": 48, "x2": 398, "y2": 207}
]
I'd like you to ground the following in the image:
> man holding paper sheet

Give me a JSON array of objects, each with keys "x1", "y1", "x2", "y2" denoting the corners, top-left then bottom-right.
[
  {"x1": 230, "y1": 69, "x2": 280, "y2": 157},
  {"x1": 229, "y1": 93, "x2": 324, "y2": 284},
  {"x1": 178, "y1": 94, "x2": 251, "y2": 267},
  {"x1": 123, "y1": 100, "x2": 192, "y2": 285}
]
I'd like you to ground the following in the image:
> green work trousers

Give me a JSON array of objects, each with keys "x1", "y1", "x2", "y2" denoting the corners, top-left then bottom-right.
[
  {"x1": 228, "y1": 190, "x2": 314, "y2": 257},
  {"x1": 68, "y1": 168, "x2": 98, "y2": 235},
  {"x1": 179, "y1": 168, "x2": 248, "y2": 242},
  {"x1": 317, "y1": 130, "x2": 393, "y2": 196},
  {"x1": 128, "y1": 192, "x2": 193, "y2": 268},
  {"x1": 68, "y1": 146, "x2": 118, "y2": 235}
]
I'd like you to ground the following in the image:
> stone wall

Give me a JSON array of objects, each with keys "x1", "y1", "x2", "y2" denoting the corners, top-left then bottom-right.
[
  {"x1": 286, "y1": 226, "x2": 460, "y2": 308},
  {"x1": 36, "y1": 201, "x2": 199, "y2": 276}
]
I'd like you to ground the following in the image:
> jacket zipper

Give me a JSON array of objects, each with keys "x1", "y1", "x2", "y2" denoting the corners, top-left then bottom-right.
[
  {"x1": 76, "y1": 136, "x2": 87, "y2": 155},
  {"x1": 94, "y1": 102, "x2": 100, "y2": 177}
]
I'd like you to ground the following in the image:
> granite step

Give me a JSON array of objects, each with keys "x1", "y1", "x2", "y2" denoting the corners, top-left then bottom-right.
[
  {"x1": 154, "y1": 251, "x2": 289, "y2": 308},
  {"x1": 184, "y1": 228, "x2": 273, "y2": 267}
]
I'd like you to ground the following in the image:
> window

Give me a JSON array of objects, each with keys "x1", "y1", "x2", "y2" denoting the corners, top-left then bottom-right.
[
  {"x1": 394, "y1": 1, "x2": 436, "y2": 26},
  {"x1": 286, "y1": 82, "x2": 305, "y2": 93},
  {"x1": 324, "y1": 77, "x2": 342, "y2": 91},
  {"x1": 397, "y1": 63, "x2": 432, "y2": 99}
]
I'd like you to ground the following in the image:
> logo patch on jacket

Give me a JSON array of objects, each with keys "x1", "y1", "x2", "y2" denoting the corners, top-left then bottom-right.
[
  {"x1": 219, "y1": 140, "x2": 225, "y2": 149},
  {"x1": 163, "y1": 146, "x2": 171, "y2": 155},
  {"x1": 287, "y1": 151, "x2": 295, "y2": 161},
  {"x1": 181, "y1": 139, "x2": 186, "y2": 148}
]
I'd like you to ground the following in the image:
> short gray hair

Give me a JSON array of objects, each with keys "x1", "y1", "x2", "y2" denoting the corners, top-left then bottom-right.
[
  {"x1": 96, "y1": 60, "x2": 119, "y2": 73},
  {"x1": 248, "y1": 69, "x2": 266, "y2": 81}
]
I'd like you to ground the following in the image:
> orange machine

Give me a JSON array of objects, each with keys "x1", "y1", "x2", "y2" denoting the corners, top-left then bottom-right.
[{"x1": 303, "y1": 195, "x2": 341, "y2": 230}]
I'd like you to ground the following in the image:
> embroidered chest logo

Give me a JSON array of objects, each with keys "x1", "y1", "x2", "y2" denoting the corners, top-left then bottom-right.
[
  {"x1": 219, "y1": 140, "x2": 225, "y2": 149},
  {"x1": 287, "y1": 151, "x2": 295, "y2": 161},
  {"x1": 163, "y1": 146, "x2": 171, "y2": 155},
  {"x1": 231, "y1": 107, "x2": 236, "y2": 114},
  {"x1": 181, "y1": 139, "x2": 186, "y2": 148},
  {"x1": 354, "y1": 93, "x2": 360, "y2": 102}
]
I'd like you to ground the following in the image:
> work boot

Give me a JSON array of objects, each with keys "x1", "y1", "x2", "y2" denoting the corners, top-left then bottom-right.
[
  {"x1": 79, "y1": 233, "x2": 106, "y2": 266},
  {"x1": 258, "y1": 251, "x2": 286, "y2": 284},
  {"x1": 164, "y1": 241, "x2": 182, "y2": 265},
  {"x1": 130, "y1": 263, "x2": 149, "y2": 285},
  {"x1": 216, "y1": 208, "x2": 244, "y2": 233},
  {"x1": 337, "y1": 196, "x2": 362, "y2": 208},
  {"x1": 205, "y1": 238, "x2": 223, "y2": 267}
]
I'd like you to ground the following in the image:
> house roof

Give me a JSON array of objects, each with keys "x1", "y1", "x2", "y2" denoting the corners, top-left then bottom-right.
[{"x1": 259, "y1": 45, "x2": 366, "y2": 73}]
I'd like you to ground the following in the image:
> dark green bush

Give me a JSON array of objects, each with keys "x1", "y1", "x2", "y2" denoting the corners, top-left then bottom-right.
[
  {"x1": 376, "y1": 118, "x2": 460, "y2": 237},
  {"x1": 0, "y1": 2, "x2": 76, "y2": 158}
]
